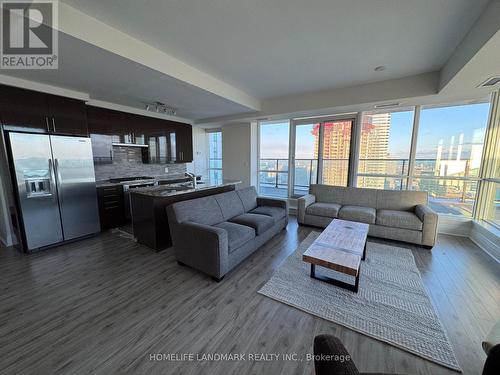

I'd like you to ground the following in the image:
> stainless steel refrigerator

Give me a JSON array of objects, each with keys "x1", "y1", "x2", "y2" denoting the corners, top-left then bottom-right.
[{"x1": 8, "y1": 132, "x2": 100, "y2": 251}]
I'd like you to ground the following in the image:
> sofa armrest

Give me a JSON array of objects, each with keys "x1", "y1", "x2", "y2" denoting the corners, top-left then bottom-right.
[
  {"x1": 483, "y1": 320, "x2": 500, "y2": 355},
  {"x1": 171, "y1": 221, "x2": 229, "y2": 278},
  {"x1": 313, "y1": 335, "x2": 359, "y2": 375},
  {"x1": 297, "y1": 194, "x2": 316, "y2": 224},
  {"x1": 415, "y1": 204, "x2": 438, "y2": 247},
  {"x1": 257, "y1": 196, "x2": 288, "y2": 210}
]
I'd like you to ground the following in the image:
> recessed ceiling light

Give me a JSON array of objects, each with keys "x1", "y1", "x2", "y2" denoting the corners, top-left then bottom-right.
[{"x1": 374, "y1": 66, "x2": 386, "y2": 72}]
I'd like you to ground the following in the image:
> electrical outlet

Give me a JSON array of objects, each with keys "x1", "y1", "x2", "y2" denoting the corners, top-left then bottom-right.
[{"x1": 164, "y1": 167, "x2": 169, "y2": 173}]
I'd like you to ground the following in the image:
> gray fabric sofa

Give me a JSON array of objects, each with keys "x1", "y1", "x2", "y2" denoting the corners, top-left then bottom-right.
[
  {"x1": 167, "y1": 186, "x2": 288, "y2": 280},
  {"x1": 298, "y1": 184, "x2": 438, "y2": 247}
]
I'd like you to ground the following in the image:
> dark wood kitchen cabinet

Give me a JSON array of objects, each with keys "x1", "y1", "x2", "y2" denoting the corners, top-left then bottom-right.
[
  {"x1": 0, "y1": 85, "x2": 48, "y2": 132},
  {"x1": 0, "y1": 84, "x2": 88, "y2": 136},
  {"x1": 46, "y1": 95, "x2": 88, "y2": 136},
  {"x1": 176, "y1": 123, "x2": 193, "y2": 163},
  {"x1": 87, "y1": 105, "x2": 193, "y2": 164}
]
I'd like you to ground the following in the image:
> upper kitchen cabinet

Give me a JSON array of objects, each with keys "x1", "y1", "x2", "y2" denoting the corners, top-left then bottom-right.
[
  {"x1": 88, "y1": 106, "x2": 147, "y2": 145},
  {"x1": 0, "y1": 85, "x2": 88, "y2": 136},
  {"x1": 0, "y1": 85, "x2": 50, "y2": 132},
  {"x1": 46, "y1": 95, "x2": 88, "y2": 136},
  {"x1": 175, "y1": 123, "x2": 193, "y2": 163},
  {"x1": 87, "y1": 105, "x2": 193, "y2": 164}
]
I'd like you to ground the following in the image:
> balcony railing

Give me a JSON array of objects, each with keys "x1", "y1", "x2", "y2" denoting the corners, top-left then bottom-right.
[
  {"x1": 258, "y1": 158, "x2": 479, "y2": 216},
  {"x1": 208, "y1": 158, "x2": 222, "y2": 170}
]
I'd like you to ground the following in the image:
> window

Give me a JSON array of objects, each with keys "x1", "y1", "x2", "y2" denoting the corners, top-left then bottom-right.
[
  {"x1": 412, "y1": 103, "x2": 491, "y2": 216},
  {"x1": 357, "y1": 110, "x2": 414, "y2": 190},
  {"x1": 476, "y1": 92, "x2": 500, "y2": 228},
  {"x1": 483, "y1": 182, "x2": 500, "y2": 227},
  {"x1": 293, "y1": 123, "x2": 318, "y2": 196},
  {"x1": 207, "y1": 130, "x2": 222, "y2": 183},
  {"x1": 258, "y1": 121, "x2": 290, "y2": 197},
  {"x1": 291, "y1": 117, "x2": 354, "y2": 197},
  {"x1": 321, "y1": 120, "x2": 353, "y2": 187}
]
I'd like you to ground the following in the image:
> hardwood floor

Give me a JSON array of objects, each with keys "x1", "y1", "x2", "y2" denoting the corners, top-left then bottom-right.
[{"x1": 0, "y1": 217, "x2": 498, "y2": 374}]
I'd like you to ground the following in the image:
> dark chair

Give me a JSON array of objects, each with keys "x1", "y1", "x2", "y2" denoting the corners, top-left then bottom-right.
[
  {"x1": 482, "y1": 321, "x2": 500, "y2": 375},
  {"x1": 313, "y1": 334, "x2": 403, "y2": 375}
]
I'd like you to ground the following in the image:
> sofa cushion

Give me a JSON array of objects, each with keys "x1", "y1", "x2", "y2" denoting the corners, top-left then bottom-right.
[
  {"x1": 236, "y1": 186, "x2": 258, "y2": 211},
  {"x1": 213, "y1": 221, "x2": 255, "y2": 252},
  {"x1": 310, "y1": 184, "x2": 345, "y2": 204},
  {"x1": 213, "y1": 191, "x2": 245, "y2": 220},
  {"x1": 338, "y1": 205, "x2": 376, "y2": 224},
  {"x1": 305, "y1": 202, "x2": 341, "y2": 218},
  {"x1": 170, "y1": 196, "x2": 223, "y2": 225},
  {"x1": 376, "y1": 190, "x2": 428, "y2": 211},
  {"x1": 342, "y1": 187, "x2": 377, "y2": 208},
  {"x1": 229, "y1": 213, "x2": 274, "y2": 235},
  {"x1": 250, "y1": 206, "x2": 286, "y2": 221},
  {"x1": 376, "y1": 209, "x2": 423, "y2": 231}
]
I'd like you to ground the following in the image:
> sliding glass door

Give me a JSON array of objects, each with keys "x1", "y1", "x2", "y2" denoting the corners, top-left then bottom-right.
[
  {"x1": 289, "y1": 116, "x2": 355, "y2": 198},
  {"x1": 321, "y1": 120, "x2": 353, "y2": 187},
  {"x1": 293, "y1": 123, "x2": 319, "y2": 196},
  {"x1": 258, "y1": 120, "x2": 290, "y2": 197}
]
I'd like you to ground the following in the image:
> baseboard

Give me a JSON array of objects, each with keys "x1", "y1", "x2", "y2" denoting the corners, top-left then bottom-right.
[
  {"x1": 470, "y1": 222, "x2": 500, "y2": 263},
  {"x1": 437, "y1": 215, "x2": 473, "y2": 237}
]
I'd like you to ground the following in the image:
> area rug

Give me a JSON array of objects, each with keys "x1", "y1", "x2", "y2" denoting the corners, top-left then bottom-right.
[{"x1": 258, "y1": 231, "x2": 461, "y2": 372}]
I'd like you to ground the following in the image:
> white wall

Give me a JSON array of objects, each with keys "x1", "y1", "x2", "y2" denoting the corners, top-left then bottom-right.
[{"x1": 222, "y1": 122, "x2": 257, "y2": 188}]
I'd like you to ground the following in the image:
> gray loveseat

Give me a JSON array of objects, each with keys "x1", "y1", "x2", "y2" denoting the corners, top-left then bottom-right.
[
  {"x1": 298, "y1": 184, "x2": 438, "y2": 248},
  {"x1": 167, "y1": 186, "x2": 288, "y2": 280}
]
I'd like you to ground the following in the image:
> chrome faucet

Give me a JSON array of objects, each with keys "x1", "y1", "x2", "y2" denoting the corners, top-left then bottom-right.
[{"x1": 185, "y1": 172, "x2": 197, "y2": 188}]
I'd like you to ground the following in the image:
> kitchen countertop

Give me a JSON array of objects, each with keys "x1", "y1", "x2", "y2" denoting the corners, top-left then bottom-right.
[
  {"x1": 95, "y1": 174, "x2": 195, "y2": 188},
  {"x1": 129, "y1": 179, "x2": 242, "y2": 197}
]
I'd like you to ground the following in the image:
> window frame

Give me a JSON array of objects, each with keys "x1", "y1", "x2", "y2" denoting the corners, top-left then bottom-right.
[
  {"x1": 354, "y1": 100, "x2": 493, "y2": 218},
  {"x1": 255, "y1": 94, "x2": 497, "y2": 222},
  {"x1": 206, "y1": 129, "x2": 223, "y2": 183},
  {"x1": 257, "y1": 119, "x2": 291, "y2": 198},
  {"x1": 355, "y1": 107, "x2": 417, "y2": 191}
]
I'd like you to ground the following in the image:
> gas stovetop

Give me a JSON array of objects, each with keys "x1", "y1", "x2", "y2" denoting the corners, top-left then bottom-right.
[{"x1": 109, "y1": 176, "x2": 155, "y2": 183}]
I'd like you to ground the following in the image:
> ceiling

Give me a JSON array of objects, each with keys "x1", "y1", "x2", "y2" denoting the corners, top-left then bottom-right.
[
  {"x1": 0, "y1": 0, "x2": 495, "y2": 122},
  {"x1": 0, "y1": 33, "x2": 252, "y2": 120},
  {"x1": 62, "y1": 0, "x2": 490, "y2": 98}
]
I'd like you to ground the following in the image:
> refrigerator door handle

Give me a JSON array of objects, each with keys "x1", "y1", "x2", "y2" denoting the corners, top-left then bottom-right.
[
  {"x1": 48, "y1": 158, "x2": 57, "y2": 195},
  {"x1": 54, "y1": 158, "x2": 63, "y2": 202}
]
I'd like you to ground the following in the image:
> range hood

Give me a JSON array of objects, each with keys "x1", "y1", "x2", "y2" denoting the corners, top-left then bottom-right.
[{"x1": 112, "y1": 142, "x2": 149, "y2": 148}]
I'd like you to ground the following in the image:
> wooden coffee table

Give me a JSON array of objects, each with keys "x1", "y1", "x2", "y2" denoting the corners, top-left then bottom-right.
[{"x1": 302, "y1": 219, "x2": 369, "y2": 293}]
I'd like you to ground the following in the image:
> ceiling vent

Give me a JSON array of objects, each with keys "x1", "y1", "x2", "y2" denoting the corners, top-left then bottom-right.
[
  {"x1": 374, "y1": 102, "x2": 400, "y2": 109},
  {"x1": 479, "y1": 77, "x2": 500, "y2": 88}
]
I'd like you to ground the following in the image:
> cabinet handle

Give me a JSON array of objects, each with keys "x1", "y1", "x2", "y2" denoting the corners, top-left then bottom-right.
[
  {"x1": 52, "y1": 117, "x2": 56, "y2": 133},
  {"x1": 45, "y1": 117, "x2": 50, "y2": 132}
]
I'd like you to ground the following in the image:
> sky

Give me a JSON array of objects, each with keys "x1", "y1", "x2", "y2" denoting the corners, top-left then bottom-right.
[{"x1": 259, "y1": 102, "x2": 491, "y2": 160}]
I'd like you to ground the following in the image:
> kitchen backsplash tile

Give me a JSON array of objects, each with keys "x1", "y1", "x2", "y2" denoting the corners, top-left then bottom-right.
[{"x1": 94, "y1": 146, "x2": 187, "y2": 180}]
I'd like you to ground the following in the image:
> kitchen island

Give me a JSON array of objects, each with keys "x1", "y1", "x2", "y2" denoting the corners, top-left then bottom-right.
[{"x1": 130, "y1": 179, "x2": 241, "y2": 251}]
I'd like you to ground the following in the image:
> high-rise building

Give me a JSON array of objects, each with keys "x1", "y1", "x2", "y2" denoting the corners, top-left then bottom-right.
[
  {"x1": 313, "y1": 121, "x2": 352, "y2": 186},
  {"x1": 358, "y1": 113, "x2": 391, "y2": 188},
  {"x1": 311, "y1": 115, "x2": 391, "y2": 188}
]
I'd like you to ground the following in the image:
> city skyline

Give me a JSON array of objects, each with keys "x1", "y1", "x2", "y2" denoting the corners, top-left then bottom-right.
[{"x1": 259, "y1": 102, "x2": 490, "y2": 161}]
